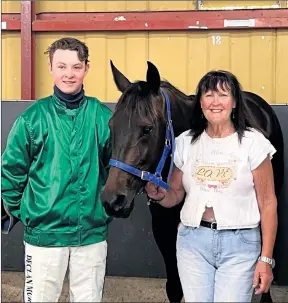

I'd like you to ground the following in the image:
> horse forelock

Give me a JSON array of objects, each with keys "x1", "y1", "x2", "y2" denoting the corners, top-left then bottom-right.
[{"x1": 114, "y1": 81, "x2": 166, "y2": 125}]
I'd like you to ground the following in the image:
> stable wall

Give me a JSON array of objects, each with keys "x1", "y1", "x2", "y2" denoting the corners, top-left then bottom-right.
[
  {"x1": 2, "y1": 32, "x2": 21, "y2": 100},
  {"x1": 34, "y1": 30, "x2": 288, "y2": 103},
  {"x1": 2, "y1": 0, "x2": 284, "y2": 12},
  {"x1": 2, "y1": 29, "x2": 288, "y2": 103},
  {"x1": 2, "y1": 1, "x2": 288, "y2": 103}
]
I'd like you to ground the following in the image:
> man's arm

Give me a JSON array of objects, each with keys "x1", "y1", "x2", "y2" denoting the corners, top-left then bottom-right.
[{"x1": 1, "y1": 115, "x2": 33, "y2": 234}]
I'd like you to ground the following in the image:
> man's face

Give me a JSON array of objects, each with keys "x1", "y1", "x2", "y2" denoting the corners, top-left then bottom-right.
[{"x1": 49, "y1": 49, "x2": 89, "y2": 94}]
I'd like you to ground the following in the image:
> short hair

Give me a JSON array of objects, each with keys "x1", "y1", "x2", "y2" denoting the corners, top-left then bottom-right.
[
  {"x1": 44, "y1": 37, "x2": 89, "y2": 64},
  {"x1": 189, "y1": 70, "x2": 262, "y2": 143}
]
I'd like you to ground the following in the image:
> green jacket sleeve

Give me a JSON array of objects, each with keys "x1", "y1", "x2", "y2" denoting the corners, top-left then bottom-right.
[{"x1": 1, "y1": 115, "x2": 33, "y2": 233}]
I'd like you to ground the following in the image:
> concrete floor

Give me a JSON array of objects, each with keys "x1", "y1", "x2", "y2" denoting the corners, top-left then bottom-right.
[
  {"x1": 2, "y1": 271, "x2": 288, "y2": 302},
  {"x1": 2, "y1": 271, "x2": 168, "y2": 302}
]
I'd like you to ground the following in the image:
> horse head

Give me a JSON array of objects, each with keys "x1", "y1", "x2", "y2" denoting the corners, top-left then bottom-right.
[{"x1": 101, "y1": 61, "x2": 170, "y2": 218}]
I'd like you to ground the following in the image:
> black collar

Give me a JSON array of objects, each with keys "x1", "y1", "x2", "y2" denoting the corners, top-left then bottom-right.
[{"x1": 53, "y1": 85, "x2": 84, "y2": 109}]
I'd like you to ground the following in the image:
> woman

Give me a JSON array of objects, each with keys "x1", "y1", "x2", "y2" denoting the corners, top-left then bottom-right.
[{"x1": 145, "y1": 70, "x2": 277, "y2": 302}]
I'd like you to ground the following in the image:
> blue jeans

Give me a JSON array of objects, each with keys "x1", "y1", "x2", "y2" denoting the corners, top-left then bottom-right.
[{"x1": 176, "y1": 223, "x2": 261, "y2": 302}]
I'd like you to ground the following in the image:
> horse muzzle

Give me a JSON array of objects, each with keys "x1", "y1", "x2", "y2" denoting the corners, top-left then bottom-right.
[{"x1": 101, "y1": 192, "x2": 135, "y2": 218}]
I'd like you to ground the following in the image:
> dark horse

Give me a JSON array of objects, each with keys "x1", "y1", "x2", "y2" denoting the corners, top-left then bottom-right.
[{"x1": 101, "y1": 60, "x2": 284, "y2": 303}]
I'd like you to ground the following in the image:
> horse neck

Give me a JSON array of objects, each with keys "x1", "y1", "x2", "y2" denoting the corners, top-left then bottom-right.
[{"x1": 162, "y1": 87, "x2": 195, "y2": 137}]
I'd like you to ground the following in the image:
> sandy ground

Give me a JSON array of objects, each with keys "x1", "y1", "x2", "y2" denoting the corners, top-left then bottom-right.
[{"x1": 2, "y1": 271, "x2": 288, "y2": 302}]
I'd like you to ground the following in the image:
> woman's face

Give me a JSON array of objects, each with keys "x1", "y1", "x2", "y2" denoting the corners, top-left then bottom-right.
[{"x1": 200, "y1": 83, "x2": 235, "y2": 126}]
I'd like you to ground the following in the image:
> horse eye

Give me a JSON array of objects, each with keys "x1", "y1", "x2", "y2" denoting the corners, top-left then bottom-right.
[{"x1": 142, "y1": 125, "x2": 153, "y2": 136}]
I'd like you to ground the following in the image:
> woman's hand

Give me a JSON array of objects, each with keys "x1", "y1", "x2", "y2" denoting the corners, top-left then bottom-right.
[
  {"x1": 253, "y1": 261, "x2": 274, "y2": 295},
  {"x1": 145, "y1": 182, "x2": 167, "y2": 201},
  {"x1": 145, "y1": 166, "x2": 185, "y2": 208}
]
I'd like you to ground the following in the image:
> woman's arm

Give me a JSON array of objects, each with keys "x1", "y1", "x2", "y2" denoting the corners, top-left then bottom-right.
[
  {"x1": 252, "y1": 155, "x2": 277, "y2": 294},
  {"x1": 253, "y1": 156, "x2": 277, "y2": 258},
  {"x1": 145, "y1": 165, "x2": 185, "y2": 208}
]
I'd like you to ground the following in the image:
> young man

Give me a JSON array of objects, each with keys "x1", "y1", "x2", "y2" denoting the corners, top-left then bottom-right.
[{"x1": 1, "y1": 37, "x2": 112, "y2": 302}]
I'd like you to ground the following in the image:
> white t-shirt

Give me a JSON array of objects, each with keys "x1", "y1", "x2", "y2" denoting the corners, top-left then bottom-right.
[{"x1": 174, "y1": 128, "x2": 276, "y2": 230}]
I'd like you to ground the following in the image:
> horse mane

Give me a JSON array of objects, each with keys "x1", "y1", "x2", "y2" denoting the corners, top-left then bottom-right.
[
  {"x1": 160, "y1": 80, "x2": 194, "y2": 103},
  {"x1": 114, "y1": 79, "x2": 195, "y2": 127}
]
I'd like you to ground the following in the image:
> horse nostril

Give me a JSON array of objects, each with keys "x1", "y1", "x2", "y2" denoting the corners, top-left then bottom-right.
[
  {"x1": 102, "y1": 192, "x2": 134, "y2": 218},
  {"x1": 113, "y1": 194, "x2": 126, "y2": 210},
  {"x1": 101, "y1": 191, "x2": 127, "y2": 216},
  {"x1": 102, "y1": 194, "x2": 126, "y2": 210}
]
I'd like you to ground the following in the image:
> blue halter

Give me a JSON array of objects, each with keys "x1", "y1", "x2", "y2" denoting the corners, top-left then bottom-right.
[{"x1": 109, "y1": 89, "x2": 175, "y2": 191}]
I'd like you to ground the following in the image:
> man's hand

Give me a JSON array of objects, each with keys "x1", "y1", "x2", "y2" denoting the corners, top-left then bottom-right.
[{"x1": 253, "y1": 261, "x2": 274, "y2": 295}]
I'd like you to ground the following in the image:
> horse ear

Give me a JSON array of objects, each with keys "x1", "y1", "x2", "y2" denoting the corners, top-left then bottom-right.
[
  {"x1": 146, "y1": 61, "x2": 161, "y2": 94},
  {"x1": 110, "y1": 60, "x2": 131, "y2": 92}
]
